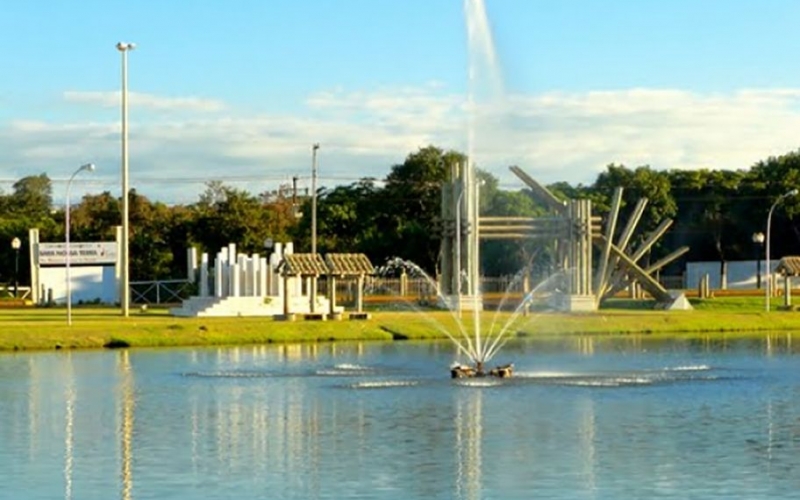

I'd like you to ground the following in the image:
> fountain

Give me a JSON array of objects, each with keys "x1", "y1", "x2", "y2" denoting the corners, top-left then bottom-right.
[{"x1": 372, "y1": 258, "x2": 564, "y2": 379}]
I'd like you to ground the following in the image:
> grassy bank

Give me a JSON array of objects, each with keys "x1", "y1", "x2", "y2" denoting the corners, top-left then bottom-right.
[{"x1": 0, "y1": 295, "x2": 799, "y2": 351}]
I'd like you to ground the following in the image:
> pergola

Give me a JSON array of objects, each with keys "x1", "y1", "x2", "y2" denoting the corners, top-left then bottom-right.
[
  {"x1": 277, "y1": 253, "x2": 328, "y2": 319},
  {"x1": 325, "y1": 253, "x2": 374, "y2": 319},
  {"x1": 278, "y1": 252, "x2": 374, "y2": 320},
  {"x1": 774, "y1": 256, "x2": 800, "y2": 308}
]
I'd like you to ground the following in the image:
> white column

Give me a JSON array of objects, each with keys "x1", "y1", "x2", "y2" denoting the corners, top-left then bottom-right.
[
  {"x1": 248, "y1": 254, "x2": 258, "y2": 296},
  {"x1": 231, "y1": 262, "x2": 240, "y2": 297},
  {"x1": 200, "y1": 253, "x2": 209, "y2": 297},
  {"x1": 259, "y1": 257, "x2": 268, "y2": 297},
  {"x1": 112, "y1": 225, "x2": 123, "y2": 304},
  {"x1": 187, "y1": 247, "x2": 198, "y2": 282},
  {"x1": 215, "y1": 253, "x2": 224, "y2": 297}
]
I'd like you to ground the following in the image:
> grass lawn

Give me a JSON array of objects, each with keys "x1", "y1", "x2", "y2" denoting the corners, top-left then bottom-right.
[{"x1": 0, "y1": 294, "x2": 798, "y2": 351}]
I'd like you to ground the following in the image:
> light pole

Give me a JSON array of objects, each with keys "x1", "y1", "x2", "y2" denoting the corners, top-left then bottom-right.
[
  {"x1": 117, "y1": 41, "x2": 135, "y2": 317},
  {"x1": 752, "y1": 232, "x2": 764, "y2": 289},
  {"x1": 66, "y1": 163, "x2": 96, "y2": 325},
  {"x1": 311, "y1": 143, "x2": 319, "y2": 255},
  {"x1": 765, "y1": 188, "x2": 798, "y2": 312},
  {"x1": 11, "y1": 237, "x2": 21, "y2": 298}
]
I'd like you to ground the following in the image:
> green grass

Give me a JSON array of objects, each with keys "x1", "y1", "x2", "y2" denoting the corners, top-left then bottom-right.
[{"x1": 0, "y1": 295, "x2": 798, "y2": 351}]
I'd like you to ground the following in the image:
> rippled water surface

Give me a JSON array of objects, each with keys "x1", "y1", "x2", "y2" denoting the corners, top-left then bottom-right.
[{"x1": 1, "y1": 335, "x2": 800, "y2": 499}]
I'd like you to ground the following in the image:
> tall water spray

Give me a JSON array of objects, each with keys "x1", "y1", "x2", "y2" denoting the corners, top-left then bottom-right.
[{"x1": 459, "y1": 0, "x2": 508, "y2": 372}]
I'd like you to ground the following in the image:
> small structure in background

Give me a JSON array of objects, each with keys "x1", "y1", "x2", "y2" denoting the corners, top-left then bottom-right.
[
  {"x1": 774, "y1": 256, "x2": 800, "y2": 309},
  {"x1": 325, "y1": 253, "x2": 374, "y2": 320},
  {"x1": 276, "y1": 252, "x2": 330, "y2": 320},
  {"x1": 171, "y1": 243, "x2": 374, "y2": 319},
  {"x1": 27, "y1": 227, "x2": 121, "y2": 305}
]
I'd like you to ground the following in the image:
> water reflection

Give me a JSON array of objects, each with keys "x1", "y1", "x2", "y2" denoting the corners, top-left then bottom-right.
[
  {"x1": 2, "y1": 335, "x2": 800, "y2": 499},
  {"x1": 118, "y1": 351, "x2": 134, "y2": 500},
  {"x1": 63, "y1": 353, "x2": 74, "y2": 500},
  {"x1": 454, "y1": 389, "x2": 482, "y2": 500}
]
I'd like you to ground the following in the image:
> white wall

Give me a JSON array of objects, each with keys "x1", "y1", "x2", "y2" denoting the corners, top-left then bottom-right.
[
  {"x1": 685, "y1": 260, "x2": 777, "y2": 290},
  {"x1": 39, "y1": 266, "x2": 118, "y2": 304}
]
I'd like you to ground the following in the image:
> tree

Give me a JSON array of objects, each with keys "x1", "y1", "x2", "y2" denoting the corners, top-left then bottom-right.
[
  {"x1": 378, "y1": 145, "x2": 466, "y2": 272},
  {"x1": 190, "y1": 183, "x2": 274, "y2": 257},
  {"x1": 10, "y1": 174, "x2": 52, "y2": 220}
]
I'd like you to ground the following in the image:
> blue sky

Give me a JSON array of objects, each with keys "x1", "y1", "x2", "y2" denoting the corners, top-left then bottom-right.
[{"x1": 3, "y1": 0, "x2": 800, "y2": 203}]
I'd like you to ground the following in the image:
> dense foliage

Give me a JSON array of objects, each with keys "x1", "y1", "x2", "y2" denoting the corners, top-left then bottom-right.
[{"x1": 2, "y1": 145, "x2": 800, "y2": 286}]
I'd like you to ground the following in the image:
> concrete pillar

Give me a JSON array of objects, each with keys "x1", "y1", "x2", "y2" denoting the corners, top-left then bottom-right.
[
  {"x1": 328, "y1": 275, "x2": 341, "y2": 319},
  {"x1": 259, "y1": 257, "x2": 268, "y2": 297},
  {"x1": 356, "y1": 275, "x2": 365, "y2": 313},
  {"x1": 310, "y1": 276, "x2": 317, "y2": 313},
  {"x1": 400, "y1": 271, "x2": 408, "y2": 297},
  {"x1": 29, "y1": 228, "x2": 41, "y2": 304},
  {"x1": 785, "y1": 276, "x2": 792, "y2": 308},
  {"x1": 200, "y1": 253, "x2": 209, "y2": 297},
  {"x1": 187, "y1": 247, "x2": 198, "y2": 282},
  {"x1": 283, "y1": 274, "x2": 291, "y2": 315},
  {"x1": 231, "y1": 263, "x2": 240, "y2": 297},
  {"x1": 215, "y1": 253, "x2": 224, "y2": 297}
]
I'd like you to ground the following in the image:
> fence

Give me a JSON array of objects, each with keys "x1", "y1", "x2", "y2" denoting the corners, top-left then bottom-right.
[
  {"x1": 4, "y1": 273, "x2": 690, "y2": 307},
  {"x1": 130, "y1": 280, "x2": 195, "y2": 305}
]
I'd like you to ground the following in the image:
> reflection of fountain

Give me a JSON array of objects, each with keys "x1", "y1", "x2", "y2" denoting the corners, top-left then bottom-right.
[
  {"x1": 118, "y1": 351, "x2": 135, "y2": 500},
  {"x1": 63, "y1": 353, "x2": 75, "y2": 500},
  {"x1": 454, "y1": 390, "x2": 483, "y2": 500}
]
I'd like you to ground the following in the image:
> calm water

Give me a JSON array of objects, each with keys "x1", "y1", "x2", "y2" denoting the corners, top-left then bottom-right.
[{"x1": 1, "y1": 335, "x2": 800, "y2": 500}]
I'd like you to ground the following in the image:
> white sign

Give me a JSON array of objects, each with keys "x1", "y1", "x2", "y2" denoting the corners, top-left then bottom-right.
[{"x1": 38, "y1": 242, "x2": 118, "y2": 266}]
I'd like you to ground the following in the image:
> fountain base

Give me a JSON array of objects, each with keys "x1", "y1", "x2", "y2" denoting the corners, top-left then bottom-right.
[{"x1": 450, "y1": 363, "x2": 513, "y2": 379}]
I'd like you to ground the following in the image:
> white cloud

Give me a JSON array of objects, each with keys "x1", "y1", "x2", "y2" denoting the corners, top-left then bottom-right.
[{"x1": 3, "y1": 85, "x2": 800, "y2": 203}]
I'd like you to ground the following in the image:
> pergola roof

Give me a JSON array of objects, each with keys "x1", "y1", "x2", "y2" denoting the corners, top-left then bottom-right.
[
  {"x1": 278, "y1": 253, "x2": 328, "y2": 276},
  {"x1": 775, "y1": 256, "x2": 800, "y2": 276},
  {"x1": 325, "y1": 253, "x2": 374, "y2": 276}
]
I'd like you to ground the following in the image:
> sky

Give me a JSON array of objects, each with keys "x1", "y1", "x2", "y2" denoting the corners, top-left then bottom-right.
[{"x1": 3, "y1": 0, "x2": 800, "y2": 204}]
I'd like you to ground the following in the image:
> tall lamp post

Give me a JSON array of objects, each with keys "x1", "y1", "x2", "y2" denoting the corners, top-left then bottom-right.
[
  {"x1": 311, "y1": 143, "x2": 319, "y2": 255},
  {"x1": 752, "y1": 232, "x2": 764, "y2": 289},
  {"x1": 66, "y1": 163, "x2": 96, "y2": 326},
  {"x1": 765, "y1": 188, "x2": 798, "y2": 312},
  {"x1": 117, "y1": 41, "x2": 135, "y2": 317},
  {"x1": 11, "y1": 237, "x2": 21, "y2": 298}
]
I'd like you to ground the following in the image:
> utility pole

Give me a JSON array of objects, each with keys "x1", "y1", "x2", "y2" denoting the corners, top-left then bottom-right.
[{"x1": 311, "y1": 143, "x2": 320, "y2": 255}]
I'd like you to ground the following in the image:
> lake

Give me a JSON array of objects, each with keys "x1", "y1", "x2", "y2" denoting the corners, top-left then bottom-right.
[{"x1": 1, "y1": 334, "x2": 799, "y2": 499}]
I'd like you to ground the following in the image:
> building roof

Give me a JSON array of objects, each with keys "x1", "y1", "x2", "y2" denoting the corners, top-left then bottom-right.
[
  {"x1": 278, "y1": 253, "x2": 328, "y2": 276},
  {"x1": 325, "y1": 253, "x2": 374, "y2": 276}
]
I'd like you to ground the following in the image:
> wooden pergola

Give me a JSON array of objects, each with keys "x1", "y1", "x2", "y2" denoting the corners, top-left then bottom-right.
[
  {"x1": 325, "y1": 253, "x2": 374, "y2": 319},
  {"x1": 277, "y1": 253, "x2": 328, "y2": 319},
  {"x1": 277, "y1": 253, "x2": 374, "y2": 320},
  {"x1": 774, "y1": 256, "x2": 800, "y2": 308}
]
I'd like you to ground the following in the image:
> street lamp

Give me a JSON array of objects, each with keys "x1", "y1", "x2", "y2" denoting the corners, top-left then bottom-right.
[
  {"x1": 311, "y1": 143, "x2": 319, "y2": 255},
  {"x1": 66, "y1": 163, "x2": 96, "y2": 325},
  {"x1": 765, "y1": 188, "x2": 798, "y2": 312},
  {"x1": 752, "y1": 232, "x2": 764, "y2": 289},
  {"x1": 11, "y1": 237, "x2": 21, "y2": 298},
  {"x1": 117, "y1": 41, "x2": 135, "y2": 317}
]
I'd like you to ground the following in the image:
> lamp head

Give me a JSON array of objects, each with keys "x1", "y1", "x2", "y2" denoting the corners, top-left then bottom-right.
[
  {"x1": 81, "y1": 163, "x2": 96, "y2": 173},
  {"x1": 313, "y1": 143, "x2": 320, "y2": 151},
  {"x1": 116, "y1": 42, "x2": 136, "y2": 52},
  {"x1": 11, "y1": 237, "x2": 21, "y2": 250},
  {"x1": 790, "y1": 189, "x2": 799, "y2": 196}
]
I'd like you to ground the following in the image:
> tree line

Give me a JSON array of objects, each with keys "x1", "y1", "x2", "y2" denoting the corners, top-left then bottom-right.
[{"x1": 2, "y1": 145, "x2": 800, "y2": 287}]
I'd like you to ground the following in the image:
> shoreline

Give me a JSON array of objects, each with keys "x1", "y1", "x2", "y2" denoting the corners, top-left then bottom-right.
[{"x1": 0, "y1": 304, "x2": 798, "y2": 352}]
